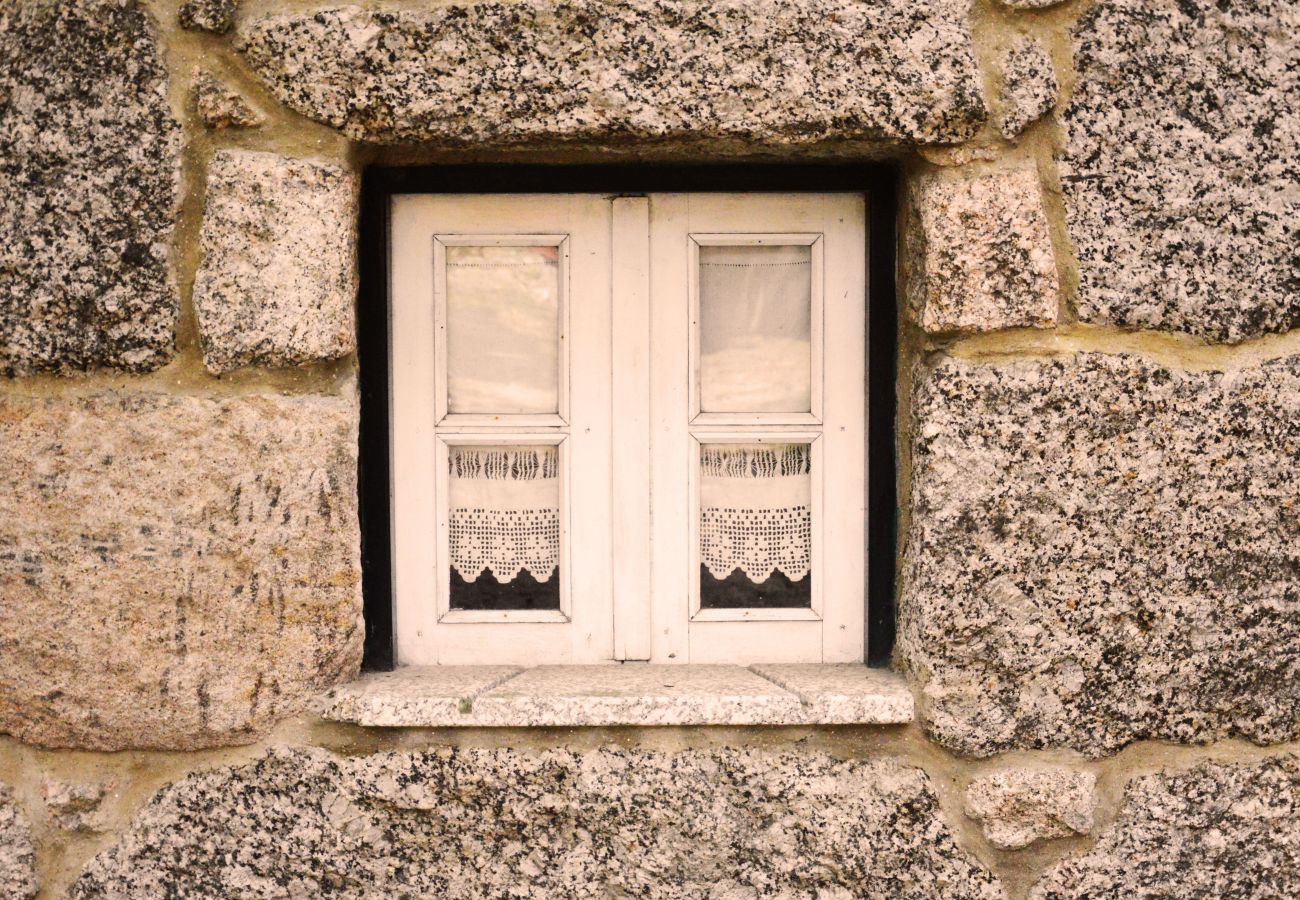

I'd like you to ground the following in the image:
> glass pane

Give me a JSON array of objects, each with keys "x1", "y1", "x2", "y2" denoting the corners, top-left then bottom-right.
[
  {"x1": 445, "y1": 244, "x2": 560, "y2": 414},
  {"x1": 699, "y1": 443, "x2": 811, "y2": 609},
  {"x1": 448, "y1": 445, "x2": 560, "y2": 610},
  {"x1": 699, "y1": 244, "x2": 812, "y2": 413}
]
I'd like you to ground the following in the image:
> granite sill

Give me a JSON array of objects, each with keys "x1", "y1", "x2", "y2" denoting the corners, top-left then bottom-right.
[{"x1": 319, "y1": 664, "x2": 915, "y2": 728}]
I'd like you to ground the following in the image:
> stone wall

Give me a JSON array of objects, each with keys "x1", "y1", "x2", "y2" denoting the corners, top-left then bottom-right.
[{"x1": 0, "y1": 0, "x2": 1296, "y2": 897}]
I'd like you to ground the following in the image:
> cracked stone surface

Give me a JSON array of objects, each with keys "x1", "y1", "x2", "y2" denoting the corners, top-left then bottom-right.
[
  {"x1": 0, "y1": 784, "x2": 37, "y2": 899},
  {"x1": 906, "y1": 167, "x2": 1059, "y2": 333},
  {"x1": 0, "y1": 0, "x2": 182, "y2": 375},
  {"x1": 192, "y1": 71, "x2": 264, "y2": 130},
  {"x1": 72, "y1": 747, "x2": 1006, "y2": 899},
  {"x1": 900, "y1": 353, "x2": 1300, "y2": 757},
  {"x1": 179, "y1": 0, "x2": 237, "y2": 34},
  {"x1": 999, "y1": 37, "x2": 1057, "y2": 140},
  {"x1": 193, "y1": 151, "x2": 357, "y2": 373},
  {"x1": 1060, "y1": 0, "x2": 1299, "y2": 342},
  {"x1": 236, "y1": 0, "x2": 987, "y2": 148},
  {"x1": 0, "y1": 390, "x2": 362, "y2": 751},
  {"x1": 1032, "y1": 756, "x2": 1300, "y2": 898},
  {"x1": 965, "y1": 767, "x2": 1096, "y2": 849}
]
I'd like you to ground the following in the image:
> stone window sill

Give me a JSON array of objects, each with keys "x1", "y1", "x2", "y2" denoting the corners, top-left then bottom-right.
[{"x1": 320, "y1": 664, "x2": 914, "y2": 728}]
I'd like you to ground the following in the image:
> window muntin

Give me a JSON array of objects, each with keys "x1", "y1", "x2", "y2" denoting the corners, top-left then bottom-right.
[{"x1": 390, "y1": 192, "x2": 864, "y2": 666}]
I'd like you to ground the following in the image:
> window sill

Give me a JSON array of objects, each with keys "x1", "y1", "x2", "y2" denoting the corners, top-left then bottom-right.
[{"x1": 320, "y1": 664, "x2": 914, "y2": 728}]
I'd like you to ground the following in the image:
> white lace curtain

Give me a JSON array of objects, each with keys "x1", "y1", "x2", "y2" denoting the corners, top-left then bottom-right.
[
  {"x1": 448, "y1": 446, "x2": 560, "y2": 584},
  {"x1": 700, "y1": 444, "x2": 811, "y2": 583}
]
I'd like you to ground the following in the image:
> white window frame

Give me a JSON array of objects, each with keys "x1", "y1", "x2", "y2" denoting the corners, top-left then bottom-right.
[
  {"x1": 389, "y1": 192, "x2": 866, "y2": 667},
  {"x1": 432, "y1": 233, "x2": 571, "y2": 429}
]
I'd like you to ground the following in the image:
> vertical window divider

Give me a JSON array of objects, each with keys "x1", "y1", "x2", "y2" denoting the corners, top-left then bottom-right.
[{"x1": 610, "y1": 196, "x2": 654, "y2": 661}]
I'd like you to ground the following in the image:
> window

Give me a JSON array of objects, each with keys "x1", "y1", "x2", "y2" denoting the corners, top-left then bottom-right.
[{"x1": 360, "y1": 168, "x2": 898, "y2": 670}]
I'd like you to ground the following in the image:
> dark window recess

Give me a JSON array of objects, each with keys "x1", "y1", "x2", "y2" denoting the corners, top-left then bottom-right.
[
  {"x1": 358, "y1": 164, "x2": 900, "y2": 671},
  {"x1": 450, "y1": 567, "x2": 561, "y2": 611}
]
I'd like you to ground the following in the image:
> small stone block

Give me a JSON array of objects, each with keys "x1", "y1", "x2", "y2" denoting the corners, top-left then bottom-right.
[
  {"x1": 749, "y1": 664, "x2": 915, "y2": 724},
  {"x1": 472, "y1": 665, "x2": 805, "y2": 727},
  {"x1": 907, "y1": 167, "x2": 1059, "y2": 334},
  {"x1": 193, "y1": 150, "x2": 358, "y2": 373},
  {"x1": 321, "y1": 667, "x2": 523, "y2": 726}
]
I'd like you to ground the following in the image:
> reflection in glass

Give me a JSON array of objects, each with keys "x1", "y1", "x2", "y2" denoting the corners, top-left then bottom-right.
[
  {"x1": 448, "y1": 445, "x2": 560, "y2": 611},
  {"x1": 699, "y1": 244, "x2": 812, "y2": 413},
  {"x1": 699, "y1": 443, "x2": 811, "y2": 609},
  {"x1": 446, "y1": 244, "x2": 560, "y2": 414}
]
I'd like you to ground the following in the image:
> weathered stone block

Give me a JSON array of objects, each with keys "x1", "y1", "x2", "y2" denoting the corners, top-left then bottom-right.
[
  {"x1": 0, "y1": 0, "x2": 182, "y2": 375},
  {"x1": 0, "y1": 784, "x2": 37, "y2": 899},
  {"x1": 999, "y1": 38, "x2": 1056, "y2": 140},
  {"x1": 179, "y1": 0, "x2": 237, "y2": 34},
  {"x1": 900, "y1": 353, "x2": 1300, "y2": 757},
  {"x1": 965, "y1": 767, "x2": 1096, "y2": 849},
  {"x1": 193, "y1": 151, "x2": 357, "y2": 373},
  {"x1": 236, "y1": 1, "x2": 987, "y2": 148},
  {"x1": 1060, "y1": 0, "x2": 1299, "y2": 342},
  {"x1": 907, "y1": 168, "x2": 1059, "y2": 333},
  {"x1": 0, "y1": 389, "x2": 362, "y2": 751},
  {"x1": 73, "y1": 748, "x2": 1006, "y2": 899},
  {"x1": 192, "y1": 71, "x2": 264, "y2": 130},
  {"x1": 42, "y1": 778, "x2": 112, "y2": 832},
  {"x1": 1032, "y1": 756, "x2": 1300, "y2": 898}
]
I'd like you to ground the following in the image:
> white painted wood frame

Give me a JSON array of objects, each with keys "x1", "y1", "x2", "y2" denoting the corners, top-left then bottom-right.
[
  {"x1": 648, "y1": 193, "x2": 867, "y2": 664},
  {"x1": 389, "y1": 194, "x2": 614, "y2": 666},
  {"x1": 610, "y1": 197, "x2": 654, "y2": 660},
  {"x1": 389, "y1": 191, "x2": 866, "y2": 667}
]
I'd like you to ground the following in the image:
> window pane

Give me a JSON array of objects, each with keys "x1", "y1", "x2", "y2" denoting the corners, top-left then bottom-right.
[
  {"x1": 448, "y1": 445, "x2": 560, "y2": 610},
  {"x1": 699, "y1": 244, "x2": 812, "y2": 413},
  {"x1": 446, "y1": 244, "x2": 560, "y2": 414},
  {"x1": 699, "y1": 442, "x2": 811, "y2": 609}
]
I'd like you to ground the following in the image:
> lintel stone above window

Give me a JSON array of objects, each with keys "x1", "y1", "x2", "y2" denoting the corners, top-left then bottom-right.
[{"x1": 321, "y1": 664, "x2": 914, "y2": 728}]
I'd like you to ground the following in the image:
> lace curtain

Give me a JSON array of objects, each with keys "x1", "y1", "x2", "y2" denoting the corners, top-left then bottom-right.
[
  {"x1": 699, "y1": 443, "x2": 811, "y2": 584},
  {"x1": 448, "y1": 446, "x2": 560, "y2": 584}
]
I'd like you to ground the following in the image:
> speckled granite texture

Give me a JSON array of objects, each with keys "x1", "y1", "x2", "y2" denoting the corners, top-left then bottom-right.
[
  {"x1": 193, "y1": 151, "x2": 357, "y2": 373},
  {"x1": 964, "y1": 768, "x2": 1096, "y2": 849},
  {"x1": 192, "y1": 71, "x2": 264, "y2": 130},
  {"x1": 1031, "y1": 756, "x2": 1300, "y2": 898},
  {"x1": 906, "y1": 167, "x2": 1058, "y2": 333},
  {"x1": 998, "y1": 37, "x2": 1056, "y2": 140},
  {"x1": 235, "y1": 0, "x2": 987, "y2": 148},
  {"x1": 1060, "y1": 0, "x2": 1299, "y2": 342},
  {"x1": 0, "y1": 390, "x2": 362, "y2": 751},
  {"x1": 72, "y1": 748, "x2": 1006, "y2": 899},
  {"x1": 0, "y1": 784, "x2": 38, "y2": 899},
  {"x1": 179, "y1": 0, "x2": 237, "y2": 34},
  {"x1": 900, "y1": 354, "x2": 1300, "y2": 757},
  {"x1": 0, "y1": 0, "x2": 181, "y2": 375}
]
